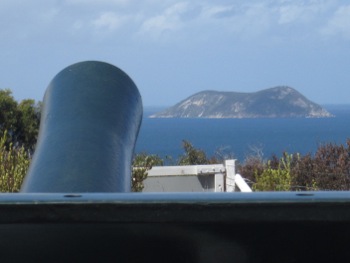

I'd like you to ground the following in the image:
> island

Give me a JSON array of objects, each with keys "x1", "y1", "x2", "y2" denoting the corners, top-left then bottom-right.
[{"x1": 149, "y1": 86, "x2": 333, "y2": 118}]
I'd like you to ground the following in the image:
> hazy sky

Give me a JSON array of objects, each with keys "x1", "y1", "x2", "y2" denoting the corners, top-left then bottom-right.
[{"x1": 1, "y1": 0, "x2": 350, "y2": 106}]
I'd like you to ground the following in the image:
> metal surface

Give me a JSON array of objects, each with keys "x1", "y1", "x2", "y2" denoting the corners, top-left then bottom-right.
[
  {"x1": 1, "y1": 192, "x2": 350, "y2": 262},
  {"x1": 144, "y1": 161, "x2": 242, "y2": 192},
  {"x1": 147, "y1": 164, "x2": 226, "y2": 176},
  {"x1": 225, "y1": 159, "x2": 236, "y2": 192},
  {"x1": 143, "y1": 174, "x2": 216, "y2": 192},
  {"x1": 2, "y1": 192, "x2": 350, "y2": 222},
  {"x1": 21, "y1": 61, "x2": 142, "y2": 193},
  {"x1": 235, "y1": 174, "x2": 253, "y2": 192}
]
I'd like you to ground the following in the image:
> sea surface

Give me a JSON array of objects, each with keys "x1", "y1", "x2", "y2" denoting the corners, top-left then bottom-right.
[{"x1": 135, "y1": 105, "x2": 350, "y2": 163}]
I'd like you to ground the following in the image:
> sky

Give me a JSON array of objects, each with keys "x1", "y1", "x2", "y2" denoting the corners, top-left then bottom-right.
[{"x1": 1, "y1": 0, "x2": 350, "y2": 106}]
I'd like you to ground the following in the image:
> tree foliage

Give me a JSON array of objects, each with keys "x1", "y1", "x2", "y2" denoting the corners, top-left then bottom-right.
[
  {"x1": 0, "y1": 89, "x2": 18, "y2": 138},
  {"x1": 17, "y1": 99, "x2": 41, "y2": 150},
  {"x1": 0, "y1": 89, "x2": 40, "y2": 150},
  {"x1": 132, "y1": 153, "x2": 163, "y2": 192},
  {"x1": 177, "y1": 140, "x2": 209, "y2": 165}
]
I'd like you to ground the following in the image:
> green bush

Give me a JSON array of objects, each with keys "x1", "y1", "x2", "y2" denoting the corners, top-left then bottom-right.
[
  {"x1": 0, "y1": 131, "x2": 30, "y2": 192},
  {"x1": 253, "y1": 153, "x2": 293, "y2": 191},
  {"x1": 292, "y1": 141, "x2": 350, "y2": 191},
  {"x1": 132, "y1": 153, "x2": 163, "y2": 192}
]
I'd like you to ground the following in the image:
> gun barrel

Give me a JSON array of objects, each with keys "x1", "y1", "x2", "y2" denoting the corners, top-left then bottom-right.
[{"x1": 21, "y1": 61, "x2": 142, "y2": 193}]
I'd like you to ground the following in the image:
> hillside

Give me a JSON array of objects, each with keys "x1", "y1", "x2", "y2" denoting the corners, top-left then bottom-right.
[{"x1": 149, "y1": 86, "x2": 333, "y2": 118}]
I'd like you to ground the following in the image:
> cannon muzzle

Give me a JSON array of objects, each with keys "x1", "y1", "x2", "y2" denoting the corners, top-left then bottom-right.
[{"x1": 21, "y1": 61, "x2": 142, "y2": 193}]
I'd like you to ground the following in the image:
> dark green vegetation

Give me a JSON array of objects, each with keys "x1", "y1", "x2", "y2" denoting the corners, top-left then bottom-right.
[
  {"x1": 0, "y1": 89, "x2": 41, "y2": 150},
  {"x1": 0, "y1": 89, "x2": 40, "y2": 192},
  {"x1": 150, "y1": 86, "x2": 333, "y2": 118},
  {"x1": 1, "y1": 88, "x2": 350, "y2": 192},
  {"x1": 240, "y1": 141, "x2": 350, "y2": 191},
  {"x1": 0, "y1": 131, "x2": 30, "y2": 192}
]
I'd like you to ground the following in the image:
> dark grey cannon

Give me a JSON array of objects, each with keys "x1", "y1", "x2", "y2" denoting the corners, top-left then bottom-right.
[{"x1": 21, "y1": 61, "x2": 142, "y2": 192}]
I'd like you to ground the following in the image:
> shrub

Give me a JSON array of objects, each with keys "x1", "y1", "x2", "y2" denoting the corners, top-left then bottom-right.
[
  {"x1": 292, "y1": 141, "x2": 350, "y2": 191},
  {"x1": 0, "y1": 131, "x2": 30, "y2": 192},
  {"x1": 132, "y1": 153, "x2": 163, "y2": 192},
  {"x1": 246, "y1": 141, "x2": 350, "y2": 191},
  {"x1": 253, "y1": 153, "x2": 293, "y2": 191},
  {"x1": 177, "y1": 140, "x2": 209, "y2": 165}
]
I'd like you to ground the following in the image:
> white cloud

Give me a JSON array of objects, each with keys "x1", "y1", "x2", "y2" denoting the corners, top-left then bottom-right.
[
  {"x1": 199, "y1": 3, "x2": 272, "y2": 39},
  {"x1": 321, "y1": 5, "x2": 350, "y2": 39},
  {"x1": 239, "y1": 3, "x2": 271, "y2": 34},
  {"x1": 64, "y1": 0, "x2": 130, "y2": 6},
  {"x1": 278, "y1": 5, "x2": 304, "y2": 24},
  {"x1": 138, "y1": 2, "x2": 190, "y2": 39},
  {"x1": 0, "y1": 0, "x2": 345, "y2": 45},
  {"x1": 200, "y1": 4, "x2": 236, "y2": 19},
  {"x1": 277, "y1": 0, "x2": 333, "y2": 25},
  {"x1": 92, "y1": 12, "x2": 126, "y2": 31},
  {"x1": 136, "y1": 2, "x2": 277, "y2": 42}
]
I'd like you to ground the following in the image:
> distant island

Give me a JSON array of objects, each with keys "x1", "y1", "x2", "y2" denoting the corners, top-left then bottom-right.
[{"x1": 149, "y1": 86, "x2": 333, "y2": 118}]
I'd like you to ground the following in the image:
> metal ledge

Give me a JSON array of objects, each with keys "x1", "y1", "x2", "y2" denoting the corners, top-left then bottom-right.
[
  {"x1": 1, "y1": 192, "x2": 350, "y2": 262},
  {"x1": 1, "y1": 192, "x2": 350, "y2": 224}
]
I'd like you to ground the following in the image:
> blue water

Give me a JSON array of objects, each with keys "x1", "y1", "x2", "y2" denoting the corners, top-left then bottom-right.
[{"x1": 135, "y1": 106, "x2": 350, "y2": 162}]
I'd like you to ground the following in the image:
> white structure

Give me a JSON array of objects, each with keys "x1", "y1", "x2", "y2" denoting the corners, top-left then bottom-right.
[{"x1": 142, "y1": 159, "x2": 252, "y2": 192}]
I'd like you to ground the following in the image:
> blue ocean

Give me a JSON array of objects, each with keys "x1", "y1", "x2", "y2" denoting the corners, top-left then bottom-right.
[{"x1": 135, "y1": 105, "x2": 350, "y2": 163}]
